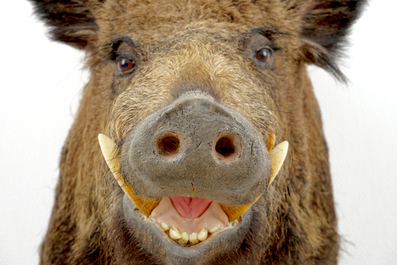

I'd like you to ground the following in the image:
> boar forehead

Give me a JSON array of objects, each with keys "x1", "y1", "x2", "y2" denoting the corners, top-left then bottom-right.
[{"x1": 96, "y1": 0, "x2": 300, "y2": 47}]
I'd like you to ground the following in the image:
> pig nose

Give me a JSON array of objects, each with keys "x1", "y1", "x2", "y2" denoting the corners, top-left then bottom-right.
[
  {"x1": 149, "y1": 95, "x2": 248, "y2": 167},
  {"x1": 122, "y1": 92, "x2": 270, "y2": 206}
]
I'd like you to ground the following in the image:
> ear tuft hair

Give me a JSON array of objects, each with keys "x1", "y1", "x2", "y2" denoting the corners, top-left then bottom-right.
[
  {"x1": 29, "y1": 0, "x2": 98, "y2": 49},
  {"x1": 300, "y1": 39, "x2": 346, "y2": 82},
  {"x1": 299, "y1": 0, "x2": 367, "y2": 80}
]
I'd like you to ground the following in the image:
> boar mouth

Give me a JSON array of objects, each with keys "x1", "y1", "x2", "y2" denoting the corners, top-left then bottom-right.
[
  {"x1": 143, "y1": 196, "x2": 238, "y2": 246},
  {"x1": 121, "y1": 192, "x2": 254, "y2": 264}
]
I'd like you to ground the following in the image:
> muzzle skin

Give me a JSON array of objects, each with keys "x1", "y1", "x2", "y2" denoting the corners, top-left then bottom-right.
[{"x1": 121, "y1": 92, "x2": 271, "y2": 206}]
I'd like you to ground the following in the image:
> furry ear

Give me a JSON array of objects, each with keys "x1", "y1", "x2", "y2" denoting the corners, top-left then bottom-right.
[
  {"x1": 29, "y1": 0, "x2": 99, "y2": 50},
  {"x1": 299, "y1": 0, "x2": 367, "y2": 81}
]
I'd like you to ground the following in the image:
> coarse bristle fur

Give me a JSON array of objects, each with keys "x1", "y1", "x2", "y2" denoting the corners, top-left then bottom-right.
[{"x1": 28, "y1": 0, "x2": 367, "y2": 264}]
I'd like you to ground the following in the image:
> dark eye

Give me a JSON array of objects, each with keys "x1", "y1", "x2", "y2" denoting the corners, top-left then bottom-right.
[
  {"x1": 255, "y1": 48, "x2": 271, "y2": 63},
  {"x1": 117, "y1": 58, "x2": 135, "y2": 73}
]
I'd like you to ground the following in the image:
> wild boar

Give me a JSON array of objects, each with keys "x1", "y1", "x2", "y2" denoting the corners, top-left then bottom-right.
[{"x1": 29, "y1": 0, "x2": 366, "y2": 264}]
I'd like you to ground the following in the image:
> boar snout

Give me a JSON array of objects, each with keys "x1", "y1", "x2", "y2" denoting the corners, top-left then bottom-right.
[{"x1": 121, "y1": 92, "x2": 271, "y2": 207}]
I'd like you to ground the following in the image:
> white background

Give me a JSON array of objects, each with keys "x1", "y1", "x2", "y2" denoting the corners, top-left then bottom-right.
[{"x1": 1, "y1": 1, "x2": 396, "y2": 264}]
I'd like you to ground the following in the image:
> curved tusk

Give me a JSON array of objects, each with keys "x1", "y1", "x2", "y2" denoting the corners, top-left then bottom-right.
[
  {"x1": 268, "y1": 141, "x2": 289, "y2": 187},
  {"x1": 98, "y1": 134, "x2": 160, "y2": 216}
]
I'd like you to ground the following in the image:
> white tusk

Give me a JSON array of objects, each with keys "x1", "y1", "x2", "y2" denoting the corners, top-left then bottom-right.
[
  {"x1": 98, "y1": 133, "x2": 120, "y2": 176},
  {"x1": 268, "y1": 141, "x2": 289, "y2": 186}
]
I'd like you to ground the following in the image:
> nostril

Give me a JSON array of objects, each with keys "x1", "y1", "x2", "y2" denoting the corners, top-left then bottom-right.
[
  {"x1": 156, "y1": 132, "x2": 180, "y2": 157},
  {"x1": 215, "y1": 137, "x2": 235, "y2": 157},
  {"x1": 214, "y1": 134, "x2": 243, "y2": 162}
]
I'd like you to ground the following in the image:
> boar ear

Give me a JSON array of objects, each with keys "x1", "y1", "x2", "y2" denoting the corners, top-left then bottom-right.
[
  {"x1": 299, "y1": 0, "x2": 367, "y2": 81},
  {"x1": 29, "y1": 0, "x2": 98, "y2": 50}
]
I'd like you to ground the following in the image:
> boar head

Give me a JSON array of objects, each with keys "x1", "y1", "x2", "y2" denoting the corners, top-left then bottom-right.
[{"x1": 30, "y1": 0, "x2": 366, "y2": 264}]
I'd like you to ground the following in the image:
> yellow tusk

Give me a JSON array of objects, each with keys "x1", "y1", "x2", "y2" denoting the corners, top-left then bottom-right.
[{"x1": 266, "y1": 129, "x2": 276, "y2": 152}]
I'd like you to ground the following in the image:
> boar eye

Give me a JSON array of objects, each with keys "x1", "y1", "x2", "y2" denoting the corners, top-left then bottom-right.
[
  {"x1": 117, "y1": 58, "x2": 135, "y2": 73},
  {"x1": 255, "y1": 48, "x2": 271, "y2": 63}
]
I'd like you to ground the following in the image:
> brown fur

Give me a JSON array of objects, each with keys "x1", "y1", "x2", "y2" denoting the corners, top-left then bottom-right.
[{"x1": 30, "y1": 0, "x2": 366, "y2": 264}]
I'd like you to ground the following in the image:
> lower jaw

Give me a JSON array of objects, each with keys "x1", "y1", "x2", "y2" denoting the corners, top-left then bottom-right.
[{"x1": 121, "y1": 194, "x2": 254, "y2": 261}]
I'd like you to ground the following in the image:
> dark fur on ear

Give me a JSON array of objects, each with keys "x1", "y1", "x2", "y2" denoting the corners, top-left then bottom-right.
[
  {"x1": 28, "y1": 0, "x2": 98, "y2": 49},
  {"x1": 299, "y1": 0, "x2": 367, "y2": 81},
  {"x1": 301, "y1": 38, "x2": 347, "y2": 82}
]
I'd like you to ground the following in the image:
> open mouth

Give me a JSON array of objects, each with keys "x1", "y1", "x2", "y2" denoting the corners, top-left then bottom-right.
[
  {"x1": 98, "y1": 133, "x2": 288, "y2": 247},
  {"x1": 140, "y1": 196, "x2": 239, "y2": 246}
]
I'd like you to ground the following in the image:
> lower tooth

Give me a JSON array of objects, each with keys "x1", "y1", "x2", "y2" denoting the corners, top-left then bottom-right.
[
  {"x1": 178, "y1": 232, "x2": 189, "y2": 245},
  {"x1": 230, "y1": 219, "x2": 239, "y2": 228},
  {"x1": 160, "y1": 222, "x2": 169, "y2": 231},
  {"x1": 198, "y1": 228, "x2": 208, "y2": 241},
  {"x1": 189, "y1": 233, "x2": 198, "y2": 245},
  {"x1": 209, "y1": 226, "x2": 219, "y2": 234},
  {"x1": 169, "y1": 226, "x2": 182, "y2": 240}
]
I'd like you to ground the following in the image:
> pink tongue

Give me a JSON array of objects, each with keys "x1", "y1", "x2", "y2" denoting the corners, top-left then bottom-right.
[{"x1": 169, "y1": 196, "x2": 213, "y2": 219}]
